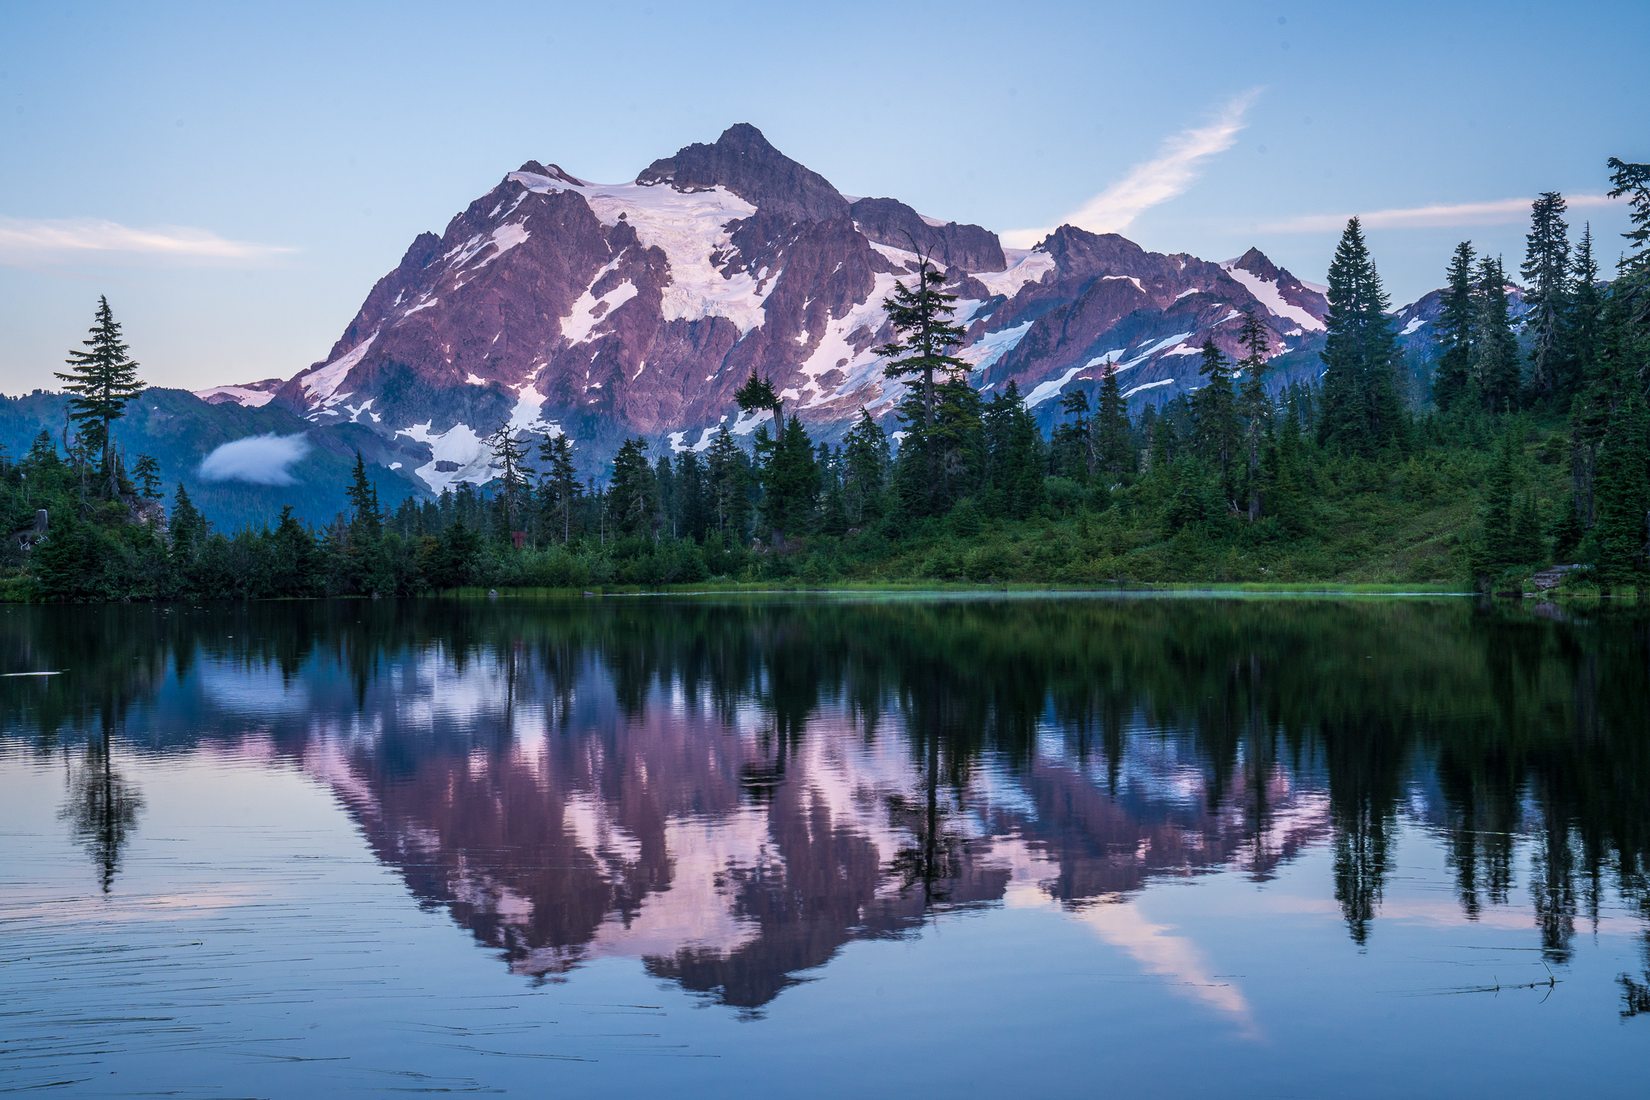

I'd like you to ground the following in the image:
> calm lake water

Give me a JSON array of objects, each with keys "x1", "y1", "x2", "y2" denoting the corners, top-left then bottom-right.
[{"x1": 2, "y1": 594, "x2": 1647, "y2": 1097}]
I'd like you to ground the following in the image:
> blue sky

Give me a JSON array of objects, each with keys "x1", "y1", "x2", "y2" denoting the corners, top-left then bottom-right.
[{"x1": 1, "y1": 0, "x2": 1644, "y2": 393}]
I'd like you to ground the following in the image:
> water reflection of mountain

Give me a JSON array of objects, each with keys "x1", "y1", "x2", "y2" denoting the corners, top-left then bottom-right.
[{"x1": 3, "y1": 597, "x2": 1647, "y2": 1010}]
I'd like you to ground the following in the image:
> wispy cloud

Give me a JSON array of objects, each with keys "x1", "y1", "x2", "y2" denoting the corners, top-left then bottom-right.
[
  {"x1": 0, "y1": 216, "x2": 295, "y2": 265},
  {"x1": 199, "y1": 433, "x2": 311, "y2": 486},
  {"x1": 1002, "y1": 89, "x2": 1262, "y2": 249},
  {"x1": 1259, "y1": 193, "x2": 1623, "y2": 234}
]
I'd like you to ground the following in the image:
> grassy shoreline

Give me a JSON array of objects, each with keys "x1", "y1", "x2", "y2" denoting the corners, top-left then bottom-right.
[{"x1": 447, "y1": 579, "x2": 1474, "y2": 600}]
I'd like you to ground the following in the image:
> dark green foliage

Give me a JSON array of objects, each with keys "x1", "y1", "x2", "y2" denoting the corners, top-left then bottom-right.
[
  {"x1": 1093, "y1": 362, "x2": 1133, "y2": 478},
  {"x1": 132, "y1": 455, "x2": 162, "y2": 500},
  {"x1": 1592, "y1": 393, "x2": 1649, "y2": 584},
  {"x1": 761, "y1": 416, "x2": 820, "y2": 540},
  {"x1": 1521, "y1": 192, "x2": 1571, "y2": 400},
  {"x1": 55, "y1": 296, "x2": 144, "y2": 496},
  {"x1": 1237, "y1": 312, "x2": 1273, "y2": 522},
  {"x1": 537, "y1": 433, "x2": 580, "y2": 544},
  {"x1": 607, "y1": 438, "x2": 660, "y2": 539},
  {"x1": 982, "y1": 382, "x2": 1043, "y2": 519},
  {"x1": 1319, "y1": 219, "x2": 1406, "y2": 455},
  {"x1": 1471, "y1": 256, "x2": 1522, "y2": 412},
  {"x1": 1433, "y1": 242, "x2": 1477, "y2": 411},
  {"x1": 842, "y1": 410, "x2": 890, "y2": 526},
  {"x1": 1191, "y1": 338, "x2": 1239, "y2": 496}
]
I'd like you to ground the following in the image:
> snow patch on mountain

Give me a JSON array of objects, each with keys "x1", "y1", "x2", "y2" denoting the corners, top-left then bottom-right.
[
  {"x1": 1221, "y1": 263, "x2": 1324, "y2": 332},
  {"x1": 195, "y1": 384, "x2": 276, "y2": 408},
  {"x1": 301, "y1": 331, "x2": 378, "y2": 409},
  {"x1": 562, "y1": 280, "x2": 639, "y2": 343},
  {"x1": 397, "y1": 420, "x2": 490, "y2": 495},
  {"x1": 961, "y1": 321, "x2": 1034, "y2": 372},
  {"x1": 1123, "y1": 378, "x2": 1174, "y2": 399},
  {"x1": 975, "y1": 249, "x2": 1056, "y2": 298},
  {"x1": 509, "y1": 169, "x2": 771, "y2": 333},
  {"x1": 1025, "y1": 365, "x2": 1087, "y2": 408}
]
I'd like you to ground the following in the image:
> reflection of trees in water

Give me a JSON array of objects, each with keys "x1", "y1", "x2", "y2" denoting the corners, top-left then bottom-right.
[
  {"x1": 5, "y1": 596, "x2": 1650, "y2": 997},
  {"x1": 59, "y1": 720, "x2": 143, "y2": 893}
]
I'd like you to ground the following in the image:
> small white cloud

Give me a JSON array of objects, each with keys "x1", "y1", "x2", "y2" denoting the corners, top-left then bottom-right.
[
  {"x1": 198, "y1": 433, "x2": 312, "y2": 486},
  {"x1": 1002, "y1": 89, "x2": 1262, "y2": 248},
  {"x1": 0, "y1": 216, "x2": 295, "y2": 265},
  {"x1": 1259, "y1": 193, "x2": 1622, "y2": 234}
]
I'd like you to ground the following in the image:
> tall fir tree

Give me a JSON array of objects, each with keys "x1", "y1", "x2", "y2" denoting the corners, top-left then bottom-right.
[
  {"x1": 607, "y1": 438, "x2": 660, "y2": 539},
  {"x1": 760, "y1": 415, "x2": 820, "y2": 541},
  {"x1": 1433, "y1": 241, "x2": 1478, "y2": 411},
  {"x1": 1592, "y1": 392, "x2": 1649, "y2": 584},
  {"x1": 705, "y1": 425, "x2": 752, "y2": 539},
  {"x1": 131, "y1": 455, "x2": 162, "y2": 500},
  {"x1": 56, "y1": 296, "x2": 144, "y2": 497},
  {"x1": 842, "y1": 409, "x2": 890, "y2": 525},
  {"x1": 1191, "y1": 338, "x2": 1239, "y2": 495},
  {"x1": 1318, "y1": 219, "x2": 1406, "y2": 455},
  {"x1": 734, "y1": 371, "x2": 785, "y2": 437},
  {"x1": 982, "y1": 381, "x2": 1043, "y2": 519},
  {"x1": 1236, "y1": 312, "x2": 1272, "y2": 521},
  {"x1": 1566, "y1": 225, "x2": 1610, "y2": 532},
  {"x1": 1471, "y1": 256, "x2": 1521, "y2": 412},
  {"x1": 487, "y1": 426, "x2": 531, "y2": 535},
  {"x1": 537, "y1": 433, "x2": 580, "y2": 544},
  {"x1": 1092, "y1": 361, "x2": 1133, "y2": 477},
  {"x1": 878, "y1": 254, "x2": 970, "y2": 514},
  {"x1": 345, "y1": 452, "x2": 382, "y2": 537},
  {"x1": 1520, "y1": 192, "x2": 1571, "y2": 400}
]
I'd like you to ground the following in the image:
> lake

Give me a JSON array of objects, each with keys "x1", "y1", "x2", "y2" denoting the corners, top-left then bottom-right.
[{"x1": 2, "y1": 594, "x2": 1646, "y2": 1097}]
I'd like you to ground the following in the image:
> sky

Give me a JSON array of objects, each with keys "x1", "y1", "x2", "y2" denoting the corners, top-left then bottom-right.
[{"x1": 1, "y1": 0, "x2": 1645, "y2": 394}]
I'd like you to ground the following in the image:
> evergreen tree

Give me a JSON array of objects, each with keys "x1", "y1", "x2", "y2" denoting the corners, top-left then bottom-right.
[
  {"x1": 734, "y1": 371, "x2": 785, "y2": 436},
  {"x1": 1607, "y1": 157, "x2": 1650, "y2": 286},
  {"x1": 842, "y1": 409, "x2": 890, "y2": 525},
  {"x1": 896, "y1": 378, "x2": 984, "y2": 516},
  {"x1": 1433, "y1": 241, "x2": 1478, "y2": 411},
  {"x1": 1054, "y1": 388, "x2": 1093, "y2": 478},
  {"x1": 761, "y1": 416, "x2": 820, "y2": 540},
  {"x1": 55, "y1": 296, "x2": 144, "y2": 496},
  {"x1": 607, "y1": 438, "x2": 660, "y2": 539},
  {"x1": 1191, "y1": 338, "x2": 1239, "y2": 496},
  {"x1": 1521, "y1": 192, "x2": 1571, "y2": 400},
  {"x1": 1593, "y1": 392, "x2": 1649, "y2": 585},
  {"x1": 269, "y1": 506, "x2": 320, "y2": 596},
  {"x1": 705, "y1": 425, "x2": 752, "y2": 539},
  {"x1": 1567, "y1": 224, "x2": 1606, "y2": 385},
  {"x1": 537, "y1": 433, "x2": 580, "y2": 544},
  {"x1": 345, "y1": 452, "x2": 382, "y2": 538},
  {"x1": 877, "y1": 257, "x2": 968, "y2": 430},
  {"x1": 132, "y1": 455, "x2": 162, "y2": 500},
  {"x1": 1236, "y1": 312, "x2": 1272, "y2": 521},
  {"x1": 673, "y1": 450, "x2": 710, "y2": 542},
  {"x1": 169, "y1": 484, "x2": 207, "y2": 568},
  {"x1": 1318, "y1": 219, "x2": 1406, "y2": 455},
  {"x1": 983, "y1": 381, "x2": 1043, "y2": 519},
  {"x1": 1471, "y1": 256, "x2": 1521, "y2": 412},
  {"x1": 1474, "y1": 429, "x2": 1520, "y2": 582},
  {"x1": 487, "y1": 426, "x2": 532, "y2": 535},
  {"x1": 1092, "y1": 361, "x2": 1133, "y2": 477},
  {"x1": 1567, "y1": 225, "x2": 1609, "y2": 532},
  {"x1": 878, "y1": 254, "x2": 970, "y2": 513}
]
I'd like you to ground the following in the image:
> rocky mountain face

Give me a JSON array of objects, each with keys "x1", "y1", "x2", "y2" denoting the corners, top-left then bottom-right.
[{"x1": 201, "y1": 123, "x2": 1338, "y2": 495}]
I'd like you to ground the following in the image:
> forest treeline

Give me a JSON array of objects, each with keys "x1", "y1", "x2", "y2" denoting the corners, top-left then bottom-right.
[{"x1": 3, "y1": 159, "x2": 1648, "y2": 602}]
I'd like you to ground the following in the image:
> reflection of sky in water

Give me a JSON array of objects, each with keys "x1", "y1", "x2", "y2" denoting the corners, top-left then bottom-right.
[{"x1": 1, "y1": 597, "x2": 1647, "y2": 1096}]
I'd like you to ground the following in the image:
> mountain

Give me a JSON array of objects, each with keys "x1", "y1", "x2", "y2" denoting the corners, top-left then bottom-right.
[{"x1": 201, "y1": 124, "x2": 1335, "y2": 495}]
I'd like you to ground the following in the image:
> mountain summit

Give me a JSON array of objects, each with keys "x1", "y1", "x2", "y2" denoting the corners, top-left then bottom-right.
[{"x1": 201, "y1": 124, "x2": 1329, "y2": 493}]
